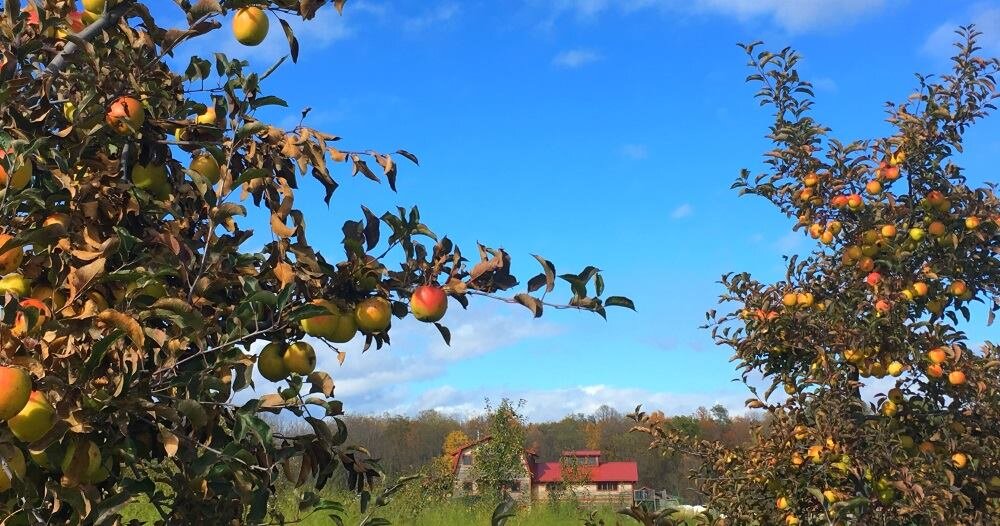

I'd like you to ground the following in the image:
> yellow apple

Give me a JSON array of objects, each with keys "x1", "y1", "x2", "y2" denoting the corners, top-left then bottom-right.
[
  {"x1": 189, "y1": 153, "x2": 220, "y2": 184},
  {"x1": 0, "y1": 273, "x2": 30, "y2": 297},
  {"x1": 282, "y1": 342, "x2": 316, "y2": 375},
  {"x1": 0, "y1": 367, "x2": 32, "y2": 420},
  {"x1": 8, "y1": 391, "x2": 56, "y2": 443},
  {"x1": 233, "y1": 7, "x2": 269, "y2": 46},
  {"x1": 257, "y1": 342, "x2": 289, "y2": 382}
]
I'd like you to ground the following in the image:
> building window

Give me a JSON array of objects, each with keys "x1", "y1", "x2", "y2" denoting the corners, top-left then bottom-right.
[
  {"x1": 546, "y1": 482, "x2": 564, "y2": 492},
  {"x1": 461, "y1": 453, "x2": 472, "y2": 465},
  {"x1": 597, "y1": 482, "x2": 619, "y2": 492}
]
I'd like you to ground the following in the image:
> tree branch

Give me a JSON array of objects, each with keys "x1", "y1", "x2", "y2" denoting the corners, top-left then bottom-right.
[{"x1": 46, "y1": 0, "x2": 136, "y2": 75}]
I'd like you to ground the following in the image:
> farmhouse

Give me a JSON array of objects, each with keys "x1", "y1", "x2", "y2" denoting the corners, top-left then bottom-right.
[{"x1": 451, "y1": 438, "x2": 639, "y2": 505}]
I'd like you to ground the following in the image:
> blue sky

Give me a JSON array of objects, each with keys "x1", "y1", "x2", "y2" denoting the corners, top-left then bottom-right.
[{"x1": 164, "y1": 0, "x2": 1000, "y2": 421}]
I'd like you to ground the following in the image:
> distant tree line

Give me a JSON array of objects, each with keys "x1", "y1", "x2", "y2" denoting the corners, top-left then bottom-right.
[{"x1": 326, "y1": 403, "x2": 758, "y2": 503}]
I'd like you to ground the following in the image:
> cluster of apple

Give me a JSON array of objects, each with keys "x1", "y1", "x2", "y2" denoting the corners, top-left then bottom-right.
[
  {"x1": 255, "y1": 285, "x2": 449, "y2": 381},
  {"x1": 764, "y1": 433, "x2": 851, "y2": 524},
  {"x1": 22, "y1": 1, "x2": 271, "y2": 48},
  {"x1": 102, "y1": 96, "x2": 223, "y2": 198},
  {"x1": 774, "y1": 419, "x2": 978, "y2": 524},
  {"x1": 20, "y1": 2, "x2": 86, "y2": 39},
  {"x1": 780, "y1": 290, "x2": 820, "y2": 310},
  {"x1": 0, "y1": 368, "x2": 106, "y2": 491},
  {"x1": 796, "y1": 153, "x2": 902, "y2": 215}
]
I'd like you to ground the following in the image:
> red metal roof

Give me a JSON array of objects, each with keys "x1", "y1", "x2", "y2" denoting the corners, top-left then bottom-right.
[
  {"x1": 561, "y1": 450, "x2": 602, "y2": 457},
  {"x1": 534, "y1": 461, "x2": 638, "y2": 483}
]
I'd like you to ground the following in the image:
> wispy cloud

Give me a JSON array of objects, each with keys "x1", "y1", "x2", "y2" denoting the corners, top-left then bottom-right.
[
  {"x1": 552, "y1": 49, "x2": 603, "y2": 68},
  {"x1": 403, "y1": 3, "x2": 461, "y2": 32},
  {"x1": 241, "y1": 306, "x2": 562, "y2": 413},
  {"x1": 774, "y1": 230, "x2": 805, "y2": 253},
  {"x1": 235, "y1": 304, "x2": 750, "y2": 422},
  {"x1": 532, "y1": 0, "x2": 889, "y2": 33},
  {"x1": 396, "y1": 384, "x2": 750, "y2": 422},
  {"x1": 923, "y1": 6, "x2": 1000, "y2": 58},
  {"x1": 670, "y1": 203, "x2": 694, "y2": 219},
  {"x1": 812, "y1": 76, "x2": 838, "y2": 92},
  {"x1": 620, "y1": 143, "x2": 649, "y2": 160}
]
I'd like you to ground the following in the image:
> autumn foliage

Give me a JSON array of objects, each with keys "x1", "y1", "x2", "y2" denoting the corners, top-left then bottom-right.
[
  {"x1": 0, "y1": 0, "x2": 630, "y2": 523},
  {"x1": 633, "y1": 28, "x2": 1000, "y2": 524}
]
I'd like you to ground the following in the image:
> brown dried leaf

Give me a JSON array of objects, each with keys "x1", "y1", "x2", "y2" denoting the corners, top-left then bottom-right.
[
  {"x1": 67, "y1": 258, "x2": 106, "y2": 304},
  {"x1": 307, "y1": 371, "x2": 335, "y2": 397},
  {"x1": 98, "y1": 309, "x2": 145, "y2": 348},
  {"x1": 270, "y1": 214, "x2": 296, "y2": 239},
  {"x1": 273, "y1": 262, "x2": 295, "y2": 288},
  {"x1": 160, "y1": 428, "x2": 179, "y2": 457}
]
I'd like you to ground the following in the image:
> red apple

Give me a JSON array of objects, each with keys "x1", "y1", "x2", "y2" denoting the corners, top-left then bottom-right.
[{"x1": 410, "y1": 285, "x2": 448, "y2": 323}]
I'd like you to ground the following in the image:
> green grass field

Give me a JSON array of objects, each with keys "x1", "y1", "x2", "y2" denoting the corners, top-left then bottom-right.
[{"x1": 119, "y1": 491, "x2": 632, "y2": 525}]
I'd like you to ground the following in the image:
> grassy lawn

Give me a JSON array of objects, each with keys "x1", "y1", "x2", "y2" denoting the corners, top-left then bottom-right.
[{"x1": 119, "y1": 492, "x2": 632, "y2": 525}]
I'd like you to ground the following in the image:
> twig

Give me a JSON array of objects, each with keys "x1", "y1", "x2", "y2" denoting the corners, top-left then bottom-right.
[
  {"x1": 46, "y1": 0, "x2": 137, "y2": 75},
  {"x1": 152, "y1": 323, "x2": 281, "y2": 382},
  {"x1": 466, "y1": 290, "x2": 601, "y2": 312},
  {"x1": 135, "y1": 415, "x2": 269, "y2": 474}
]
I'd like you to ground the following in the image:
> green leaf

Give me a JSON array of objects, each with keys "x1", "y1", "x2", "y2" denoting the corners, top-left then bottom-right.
[
  {"x1": 278, "y1": 17, "x2": 299, "y2": 62},
  {"x1": 276, "y1": 284, "x2": 295, "y2": 312},
  {"x1": 84, "y1": 330, "x2": 124, "y2": 378},
  {"x1": 395, "y1": 149, "x2": 419, "y2": 165},
  {"x1": 532, "y1": 255, "x2": 556, "y2": 293},
  {"x1": 250, "y1": 95, "x2": 288, "y2": 110},
  {"x1": 234, "y1": 168, "x2": 268, "y2": 186},
  {"x1": 247, "y1": 487, "x2": 269, "y2": 524},
  {"x1": 605, "y1": 296, "x2": 636, "y2": 310},
  {"x1": 87, "y1": 486, "x2": 135, "y2": 525},
  {"x1": 260, "y1": 55, "x2": 288, "y2": 80},
  {"x1": 434, "y1": 322, "x2": 451, "y2": 346},
  {"x1": 491, "y1": 495, "x2": 517, "y2": 526},
  {"x1": 235, "y1": 121, "x2": 268, "y2": 140}
]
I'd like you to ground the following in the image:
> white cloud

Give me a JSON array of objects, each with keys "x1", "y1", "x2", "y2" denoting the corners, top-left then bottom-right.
[
  {"x1": 349, "y1": 1, "x2": 390, "y2": 17},
  {"x1": 670, "y1": 203, "x2": 694, "y2": 219},
  {"x1": 534, "y1": 0, "x2": 889, "y2": 33},
  {"x1": 427, "y1": 315, "x2": 562, "y2": 361},
  {"x1": 240, "y1": 306, "x2": 562, "y2": 414},
  {"x1": 620, "y1": 143, "x2": 649, "y2": 160},
  {"x1": 235, "y1": 305, "x2": 749, "y2": 422},
  {"x1": 552, "y1": 49, "x2": 603, "y2": 68},
  {"x1": 774, "y1": 230, "x2": 805, "y2": 253},
  {"x1": 812, "y1": 77, "x2": 838, "y2": 92},
  {"x1": 923, "y1": 6, "x2": 1000, "y2": 58},
  {"x1": 377, "y1": 383, "x2": 751, "y2": 422},
  {"x1": 403, "y1": 3, "x2": 460, "y2": 32}
]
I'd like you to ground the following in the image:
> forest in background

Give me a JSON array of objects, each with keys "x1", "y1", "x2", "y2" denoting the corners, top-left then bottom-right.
[{"x1": 306, "y1": 403, "x2": 761, "y2": 504}]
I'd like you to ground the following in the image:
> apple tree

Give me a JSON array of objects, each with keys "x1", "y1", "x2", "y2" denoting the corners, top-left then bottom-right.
[
  {"x1": 0, "y1": 0, "x2": 633, "y2": 523},
  {"x1": 632, "y1": 27, "x2": 1000, "y2": 525}
]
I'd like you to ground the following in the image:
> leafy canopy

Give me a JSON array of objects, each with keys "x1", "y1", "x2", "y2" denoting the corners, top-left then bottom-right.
[
  {"x1": 634, "y1": 27, "x2": 1000, "y2": 525},
  {"x1": 0, "y1": 1, "x2": 631, "y2": 524}
]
